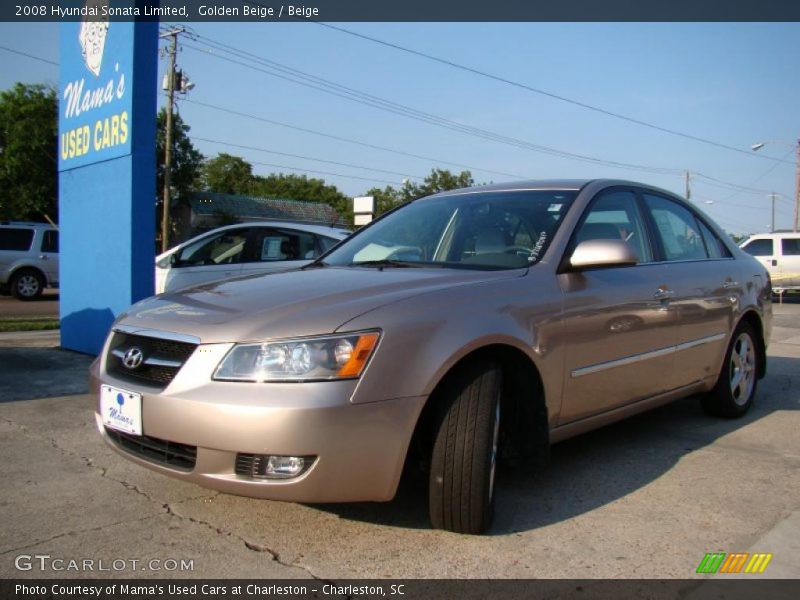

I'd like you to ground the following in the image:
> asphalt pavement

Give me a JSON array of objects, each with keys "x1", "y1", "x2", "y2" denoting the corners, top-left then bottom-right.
[
  {"x1": 0, "y1": 290, "x2": 59, "y2": 319},
  {"x1": 0, "y1": 303, "x2": 798, "y2": 582}
]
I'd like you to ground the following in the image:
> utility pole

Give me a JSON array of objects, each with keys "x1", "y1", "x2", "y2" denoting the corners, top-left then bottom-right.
[
  {"x1": 684, "y1": 170, "x2": 692, "y2": 201},
  {"x1": 769, "y1": 192, "x2": 777, "y2": 233},
  {"x1": 159, "y1": 27, "x2": 185, "y2": 253},
  {"x1": 795, "y1": 138, "x2": 800, "y2": 232}
]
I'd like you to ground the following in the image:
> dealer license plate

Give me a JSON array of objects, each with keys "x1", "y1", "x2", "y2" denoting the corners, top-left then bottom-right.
[{"x1": 100, "y1": 385, "x2": 142, "y2": 435}]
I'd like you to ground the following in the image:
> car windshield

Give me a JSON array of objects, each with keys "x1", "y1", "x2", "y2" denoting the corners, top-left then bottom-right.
[{"x1": 324, "y1": 189, "x2": 577, "y2": 270}]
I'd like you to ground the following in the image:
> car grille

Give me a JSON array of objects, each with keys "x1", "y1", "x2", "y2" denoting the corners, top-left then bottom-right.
[
  {"x1": 106, "y1": 332, "x2": 197, "y2": 389},
  {"x1": 105, "y1": 427, "x2": 197, "y2": 470}
]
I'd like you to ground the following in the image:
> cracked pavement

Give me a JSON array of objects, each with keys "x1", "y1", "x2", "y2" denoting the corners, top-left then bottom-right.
[{"x1": 0, "y1": 301, "x2": 798, "y2": 579}]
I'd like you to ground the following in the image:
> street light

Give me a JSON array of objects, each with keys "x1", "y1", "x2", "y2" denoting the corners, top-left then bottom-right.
[{"x1": 751, "y1": 138, "x2": 800, "y2": 232}]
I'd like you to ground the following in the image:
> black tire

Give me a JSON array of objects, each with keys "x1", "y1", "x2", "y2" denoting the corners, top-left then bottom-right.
[
  {"x1": 702, "y1": 322, "x2": 760, "y2": 418},
  {"x1": 10, "y1": 269, "x2": 44, "y2": 300},
  {"x1": 429, "y1": 360, "x2": 502, "y2": 534}
]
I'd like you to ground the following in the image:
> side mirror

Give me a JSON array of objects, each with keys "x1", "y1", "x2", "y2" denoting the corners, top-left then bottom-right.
[{"x1": 569, "y1": 239, "x2": 638, "y2": 270}]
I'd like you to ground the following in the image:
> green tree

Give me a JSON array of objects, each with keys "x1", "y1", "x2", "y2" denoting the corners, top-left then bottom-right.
[
  {"x1": 156, "y1": 108, "x2": 203, "y2": 203},
  {"x1": 0, "y1": 83, "x2": 58, "y2": 222},
  {"x1": 368, "y1": 168, "x2": 475, "y2": 216},
  {"x1": 201, "y1": 153, "x2": 254, "y2": 194}
]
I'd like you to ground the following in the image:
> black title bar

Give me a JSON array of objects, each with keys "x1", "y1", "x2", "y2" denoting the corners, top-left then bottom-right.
[{"x1": 3, "y1": 0, "x2": 800, "y2": 22}]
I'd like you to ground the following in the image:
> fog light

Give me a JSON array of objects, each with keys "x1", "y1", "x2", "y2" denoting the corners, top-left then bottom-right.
[
  {"x1": 266, "y1": 455, "x2": 305, "y2": 478},
  {"x1": 236, "y1": 453, "x2": 315, "y2": 480}
]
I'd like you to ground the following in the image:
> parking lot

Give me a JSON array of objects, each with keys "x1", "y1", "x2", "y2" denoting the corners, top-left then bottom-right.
[{"x1": 0, "y1": 301, "x2": 798, "y2": 580}]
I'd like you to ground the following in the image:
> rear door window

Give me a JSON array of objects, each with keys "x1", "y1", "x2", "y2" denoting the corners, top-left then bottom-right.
[
  {"x1": 643, "y1": 194, "x2": 708, "y2": 261},
  {"x1": 246, "y1": 228, "x2": 318, "y2": 262},
  {"x1": 0, "y1": 228, "x2": 34, "y2": 251}
]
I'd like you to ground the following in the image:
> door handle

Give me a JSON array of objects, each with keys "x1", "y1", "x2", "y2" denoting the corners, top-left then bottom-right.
[
  {"x1": 654, "y1": 288, "x2": 675, "y2": 301},
  {"x1": 38, "y1": 255, "x2": 48, "y2": 260},
  {"x1": 771, "y1": 259, "x2": 777, "y2": 267}
]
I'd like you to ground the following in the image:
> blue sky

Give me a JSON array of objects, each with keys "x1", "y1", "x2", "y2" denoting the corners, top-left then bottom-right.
[{"x1": 1, "y1": 21, "x2": 798, "y2": 234}]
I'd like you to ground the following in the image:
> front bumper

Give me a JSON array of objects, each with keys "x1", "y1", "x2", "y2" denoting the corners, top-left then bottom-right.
[{"x1": 91, "y1": 359, "x2": 426, "y2": 502}]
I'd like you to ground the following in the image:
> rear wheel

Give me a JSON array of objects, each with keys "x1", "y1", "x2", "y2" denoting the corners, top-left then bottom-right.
[
  {"x1": 10, "y1": 269, "x2": 44, "y2": 300},
  {"x1": 702, "y1": 323, "x2": 759, "y2": 418},
  {"x1": 428, "y1": 360, "x2": 502, "y2": 534}
]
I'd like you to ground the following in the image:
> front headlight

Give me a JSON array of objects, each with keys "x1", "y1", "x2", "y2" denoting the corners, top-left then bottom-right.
[{"x1": 212, "y1": 330, "x2": 380, "y2": 382}]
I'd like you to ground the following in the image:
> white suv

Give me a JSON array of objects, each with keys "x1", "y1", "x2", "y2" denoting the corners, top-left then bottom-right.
[
  {"x1": 0, "y1": 222, "x2": 59, "y2": 300},
  {"x1": 740, "y1": 231, "x2": 800, "y2": 292}
]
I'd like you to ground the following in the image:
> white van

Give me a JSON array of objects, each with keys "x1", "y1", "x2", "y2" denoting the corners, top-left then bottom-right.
[{"x1": 740, "y1": 232, "x2": 800, "y2": 291}]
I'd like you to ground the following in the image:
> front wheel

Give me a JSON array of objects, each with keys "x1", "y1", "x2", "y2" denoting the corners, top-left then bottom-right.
[
  {"x1": 702, "y1": 323, "x2": 760, "y2": 418},
  {"x1": 428, "y1": 360, "x2": 502, "y2": 534}
]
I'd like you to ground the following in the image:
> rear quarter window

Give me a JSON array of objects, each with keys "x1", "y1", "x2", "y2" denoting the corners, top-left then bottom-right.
[{"x1": 41, "y1": 230, "x2": 59, "y2": 253}]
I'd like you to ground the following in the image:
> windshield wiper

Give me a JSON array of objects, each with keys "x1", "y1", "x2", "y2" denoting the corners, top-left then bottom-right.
[{"x1": 349, "y1": 259, "x2": 423, "y2": 269}]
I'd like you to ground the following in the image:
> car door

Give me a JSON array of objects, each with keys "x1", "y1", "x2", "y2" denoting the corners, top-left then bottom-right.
[
  {"x1": 558, "y1": 188, "x2": 677, "y2": 424},
  {"x1": 238, "y1": 227, "x2": 319, "y2": 277},
  {"x1": 39, "y1": 229, "x2": 59, "y2": 286},
  {"x1": 779, "y1": 236, "x2": 800, "y2": 287},
  {"x1": 163, "y1": 227, "x2": 248, "y2": 292},
  {"x1": 640, "y1": 192, "x2": 735, "y2": 388}
]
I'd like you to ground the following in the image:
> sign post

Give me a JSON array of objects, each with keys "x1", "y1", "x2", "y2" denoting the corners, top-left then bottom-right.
[{"x1": 58, "y1": 10, "x2": 158, "y2": 354}]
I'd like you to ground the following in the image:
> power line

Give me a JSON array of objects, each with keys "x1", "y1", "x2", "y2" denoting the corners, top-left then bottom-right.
[
  {"x1": 192, "y1": 136, "x2": 428, "y2": 180},
  {"x1": 191, "y1": 148, "x2": 405, "y2": 186},
  {"x1": 184, "y1": 36, "x2": 682, "y2": 176},
  {"x1": 0, "y1": 45, "x2": 58, "y2": 66},
  {"x1": 717, "y1": 147, "x2": 796, "y2": 203},
  {"x1": 311, "y1": 22, "x2": 794, "y2": 167},
  {"x1": 182, "y1": 98, "x2": 528, "y2": 180},
  {"x1": 690, "y1": 172, "x2": 777, "y2": 196},
  {"x1": 186, "y1": 38, "x2": 788, "y2": 196}
]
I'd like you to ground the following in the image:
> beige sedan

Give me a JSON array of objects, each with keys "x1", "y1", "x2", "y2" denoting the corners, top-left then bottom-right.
[{"x1": 92, "y1": 179, "x2": 771, "y2": 534}]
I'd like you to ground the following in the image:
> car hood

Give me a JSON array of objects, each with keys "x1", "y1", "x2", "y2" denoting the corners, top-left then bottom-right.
[{"x1": 117, "y1": 266, "x2": 524, "y2": 344}]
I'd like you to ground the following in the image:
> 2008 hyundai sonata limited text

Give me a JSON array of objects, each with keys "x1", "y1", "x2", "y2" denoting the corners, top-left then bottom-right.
[{"x1": 92, "y1": 179, "x2": 772, "y2": 534}]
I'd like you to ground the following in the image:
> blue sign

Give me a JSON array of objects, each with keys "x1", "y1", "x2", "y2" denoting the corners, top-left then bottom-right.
[
  {"x1": 59, "y1": 16, "x2": 135, "y2": 171},
  {"x1": 58, "y1": 7, "x2": 158, "y2": 355}
]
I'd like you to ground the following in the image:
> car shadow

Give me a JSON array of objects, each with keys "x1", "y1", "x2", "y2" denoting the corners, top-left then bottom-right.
[{"x1": 312, "y1": 353, "x2": 799, "y2": 534}]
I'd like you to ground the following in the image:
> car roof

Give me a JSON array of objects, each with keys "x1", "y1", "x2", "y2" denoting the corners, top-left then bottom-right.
[
  {"x1": 196, "y1": 221, "x2": 347, "y2": 237},
  {"x1": 427, "y1": 179, "x2": 677, "y2": 199},
  {"x1": 743, "y1": 231, "x2": 800, "y2": 238}
]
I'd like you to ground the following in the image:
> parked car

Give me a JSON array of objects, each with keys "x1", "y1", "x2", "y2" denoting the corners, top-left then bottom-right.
[
  {"x1": 0, "y1": 221, "x2": 59, "y2": 300},
  {"x1": 92, "y1": 180, "x2": 771, "y2": 534},
  {"x1": 155, "y1": 222, "x2": 350, "y2": 293},
  {"x1": 740, "y1": 232, "x2": 800, "y2": 292}
]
